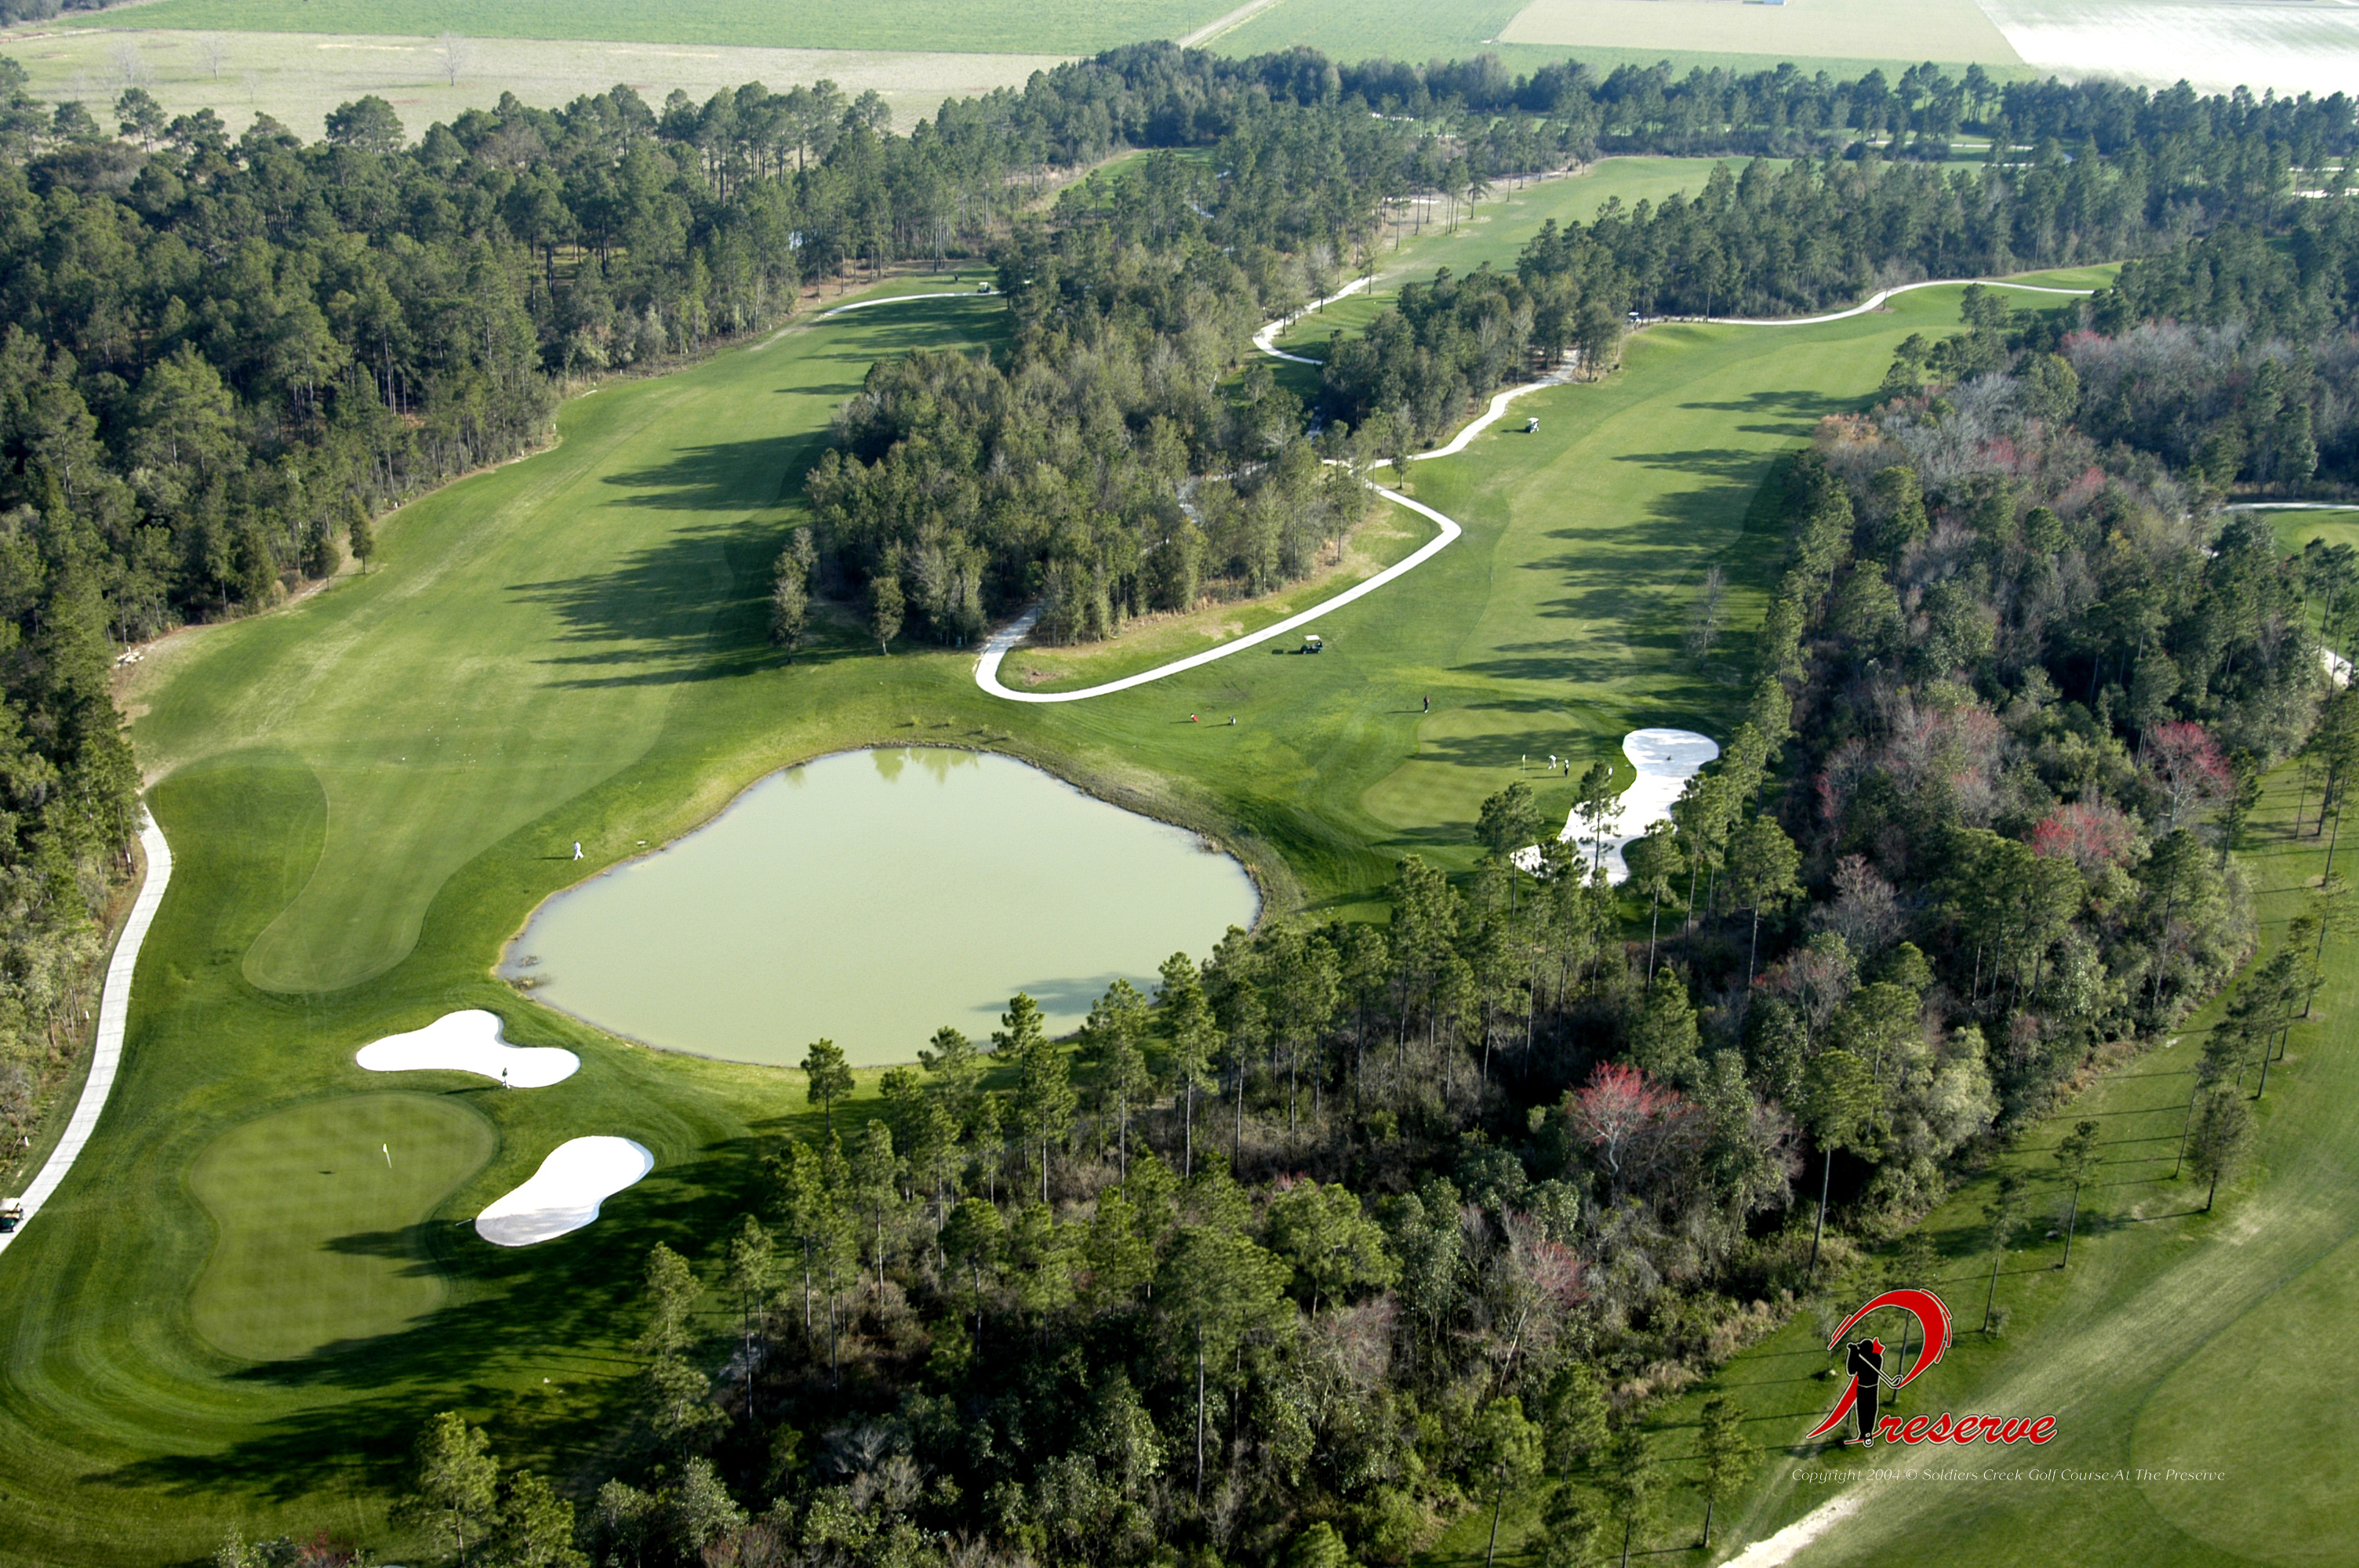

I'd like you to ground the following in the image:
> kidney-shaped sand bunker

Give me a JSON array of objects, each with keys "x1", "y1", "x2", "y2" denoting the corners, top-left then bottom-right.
[{"x1": 474, "y1": 1136, "x2": 654, "y2": 1247}]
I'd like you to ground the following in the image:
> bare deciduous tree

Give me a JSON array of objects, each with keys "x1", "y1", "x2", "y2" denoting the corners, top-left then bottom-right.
[{"x1": 438, "y1": 31, "x2": 468, "y2": 87}]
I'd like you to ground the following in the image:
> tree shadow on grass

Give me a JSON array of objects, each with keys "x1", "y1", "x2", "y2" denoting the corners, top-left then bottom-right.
[
  {"x1": 505, "y1": 518, "x2": 816, "y2": 691},
  {"x1": 1677, "y1": 387, "x2": 1860, "y2": 440},
  {"x1": 99, "y1": 1135, "x2": 776, "y2": 1501},
  {"x1": 600, "y1": 430, "x2": 828, "y2": 514}
]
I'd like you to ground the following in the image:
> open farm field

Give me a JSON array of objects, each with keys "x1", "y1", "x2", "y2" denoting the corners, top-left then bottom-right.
[
  {"x1": 1499, "y1": 0, "x2": 2022, "y2": 64},
  {"x1": 60, "y1": 0, "x2": 1229, "y2": 55},
  {"x1": 1979, "y1": 0, "x2": 2359, "y2": 96},
  {"x1": 1208, "y1": 0, "x2": 2038, "y2": 82},
  {"x1": 0, "y1": 24, "x2": 1063, "y2": 141},
  {"x1": 0, "y1": 230, "x2": 2008, "y2": 1559}
]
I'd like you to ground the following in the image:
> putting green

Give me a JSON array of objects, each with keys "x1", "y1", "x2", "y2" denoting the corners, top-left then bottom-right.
[{"x1": 189, "y1": 1093, "x2": 496, "y2": 1362}]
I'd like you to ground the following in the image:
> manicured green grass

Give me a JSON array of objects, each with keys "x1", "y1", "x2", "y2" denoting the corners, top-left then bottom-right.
[
  {"x1": 1003, "y1": 507, "x2": 1427, "y2": 694},
  {"x1": 189, "y1": 1092, "x2": 497, "y2": 1363},
  {"x1": 1369, "y1": 158, "x2": 1769, "y2": 288},
  {"x1": 66, "y1": 0, "x2": 1229, "y2": 54},
  {"x1": 7, "y1": 256, "x2": 1994, "y2": 1563},
  {"x1": 2268, "y1": 506, "x2": 2359, "y2": 558}
]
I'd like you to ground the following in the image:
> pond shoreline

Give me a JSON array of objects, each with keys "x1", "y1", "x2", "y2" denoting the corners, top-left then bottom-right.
[{"x1": 500, "y1": 745, "x2": 1263, "y2": 1067}]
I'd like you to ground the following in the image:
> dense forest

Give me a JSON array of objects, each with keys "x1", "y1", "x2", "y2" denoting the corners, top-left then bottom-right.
[{"x1": 1322, "y1": 154, "x2": 2359, "y2": 448}]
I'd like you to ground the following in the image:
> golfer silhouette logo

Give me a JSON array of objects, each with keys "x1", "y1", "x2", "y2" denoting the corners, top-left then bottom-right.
[{"x1": 1803, "y1": 1288, "x2": 1952, "y2": 1446}]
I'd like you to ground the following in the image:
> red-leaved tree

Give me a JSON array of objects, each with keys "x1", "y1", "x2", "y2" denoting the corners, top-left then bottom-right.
[
  {"x1": 2147, "y1": 720, "x2": 2232, "y2": 829},
  {"x1": 2030, "y1": 800, "x2": 2141, "y2": 873},
  {"x1": 1565, "y1": 1062, "x2": 1692, "y2": 1196}
]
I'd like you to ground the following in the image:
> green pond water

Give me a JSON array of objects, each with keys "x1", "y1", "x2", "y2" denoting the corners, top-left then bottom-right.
[{"x1": 503, "y1": 748, "x2": 1258, "y2": 1066}]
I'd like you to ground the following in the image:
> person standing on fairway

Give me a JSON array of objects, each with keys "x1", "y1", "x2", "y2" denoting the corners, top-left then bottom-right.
[
  {"x1": 572, "y1": 841, "x2": 583, "y2": 860},
  {"x1": 1423, "y1": 695, "x2": 1430, "y2": 713}
]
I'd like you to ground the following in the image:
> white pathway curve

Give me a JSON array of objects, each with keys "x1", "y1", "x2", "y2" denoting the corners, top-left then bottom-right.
[
  {"x1": 977, "y1": 485, "x2": 1463, "y2": 702},
  {"x1": 1250, "y1": 276, "x2": 1372, "y2": 365},
  {"x1": 816, "y1": 288, "x2": 992, "y2": 321},
  {"x1": 951, "y1": 274, "x2": 2090, "y2": 705},
  {"x1": 1699, "y1": 277, "x2": 2092, "y2": 328},
  {"x1": 0, "y1": 810, "x2": 170, "y2": 1258}
]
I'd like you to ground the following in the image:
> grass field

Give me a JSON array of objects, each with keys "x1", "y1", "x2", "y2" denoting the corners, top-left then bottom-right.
[
  {"x1": 0, "y1": 24, "x2": 1062, "y2": 142},
  {"x1": 63, "y1": 0, "x2": 1230, "y2": 55},
  {"x1": 1203, "y1": 0, "x2": 2044, "y2": 82},
  {"x1": 0, "y1": 158, "x2": 2131, "y2": 1561}
]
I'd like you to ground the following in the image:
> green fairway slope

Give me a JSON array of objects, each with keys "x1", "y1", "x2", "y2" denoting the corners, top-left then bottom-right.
[
  {"x1": 5, "y1": 244, "x2": 2031, "y2": 1560},
  {"x1": 136, "y1": 292, "x2": 1009, "y2": 993}
]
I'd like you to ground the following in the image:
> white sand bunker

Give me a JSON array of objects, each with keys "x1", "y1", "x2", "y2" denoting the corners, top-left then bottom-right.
[
  {"x1": 1523, "y1": 728, "x2": 1719, "y2": 884},
  {"x1": 355, "y1": 1009, "x2": 580, "y2": 1087},
  {"x1": 474, "y1": 1137, "x2": 653, "y2": 1247}
]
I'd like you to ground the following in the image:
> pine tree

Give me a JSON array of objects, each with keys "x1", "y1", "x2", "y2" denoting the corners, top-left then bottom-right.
[
  {"x1": 801, "y1": 1037, "x2": 852, "y2": 1131},
  {"x1": 1695, "y1": 1395, "x2": 1754, "y2": 1550}
]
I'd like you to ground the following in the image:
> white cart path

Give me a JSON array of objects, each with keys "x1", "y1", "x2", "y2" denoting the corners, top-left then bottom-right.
[
  {"x1": 976, "y1": 275, "x2": 2091, "y2": 705},
  {"x1": 0, "y1": 810, "x2": 170, "y2": 1258}
]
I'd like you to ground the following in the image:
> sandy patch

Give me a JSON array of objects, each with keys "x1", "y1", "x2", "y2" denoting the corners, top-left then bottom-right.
[
  {"x1": 474, "y1": 1136, "x2": 652, "y2": 1247},
  {"x1": 1723, "y1": 1492, "x2": 1863, "y2": 1567},
  {"x1": 356, "y1": 1009, "x2": 580, "y2": 1087},
  {"x1": 1523, "y1": 728, "x2": 1719, "y2": 883}
]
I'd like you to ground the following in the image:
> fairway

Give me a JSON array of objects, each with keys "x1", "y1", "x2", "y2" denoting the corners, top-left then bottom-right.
[
  {"x1": 189, "y1": 1093, "x2": 496, "y2": 1363},
  {"x1": 137, "y1": 292, "x2": 1013, "y2": 995}
]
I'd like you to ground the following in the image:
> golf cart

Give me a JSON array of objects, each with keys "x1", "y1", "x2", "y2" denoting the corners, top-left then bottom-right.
[
  {"x1": 1, "y1": 1197, "x2": 21, "y2": 1232},
  {"x1": 1301, "y1": 633, "x2": 1324, "y2": 654}
]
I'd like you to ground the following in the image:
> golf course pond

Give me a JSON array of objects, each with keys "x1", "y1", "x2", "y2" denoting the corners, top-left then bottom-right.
[{"x1": 502, "y1": 748, "x2": 1258, "y2": 1065}]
